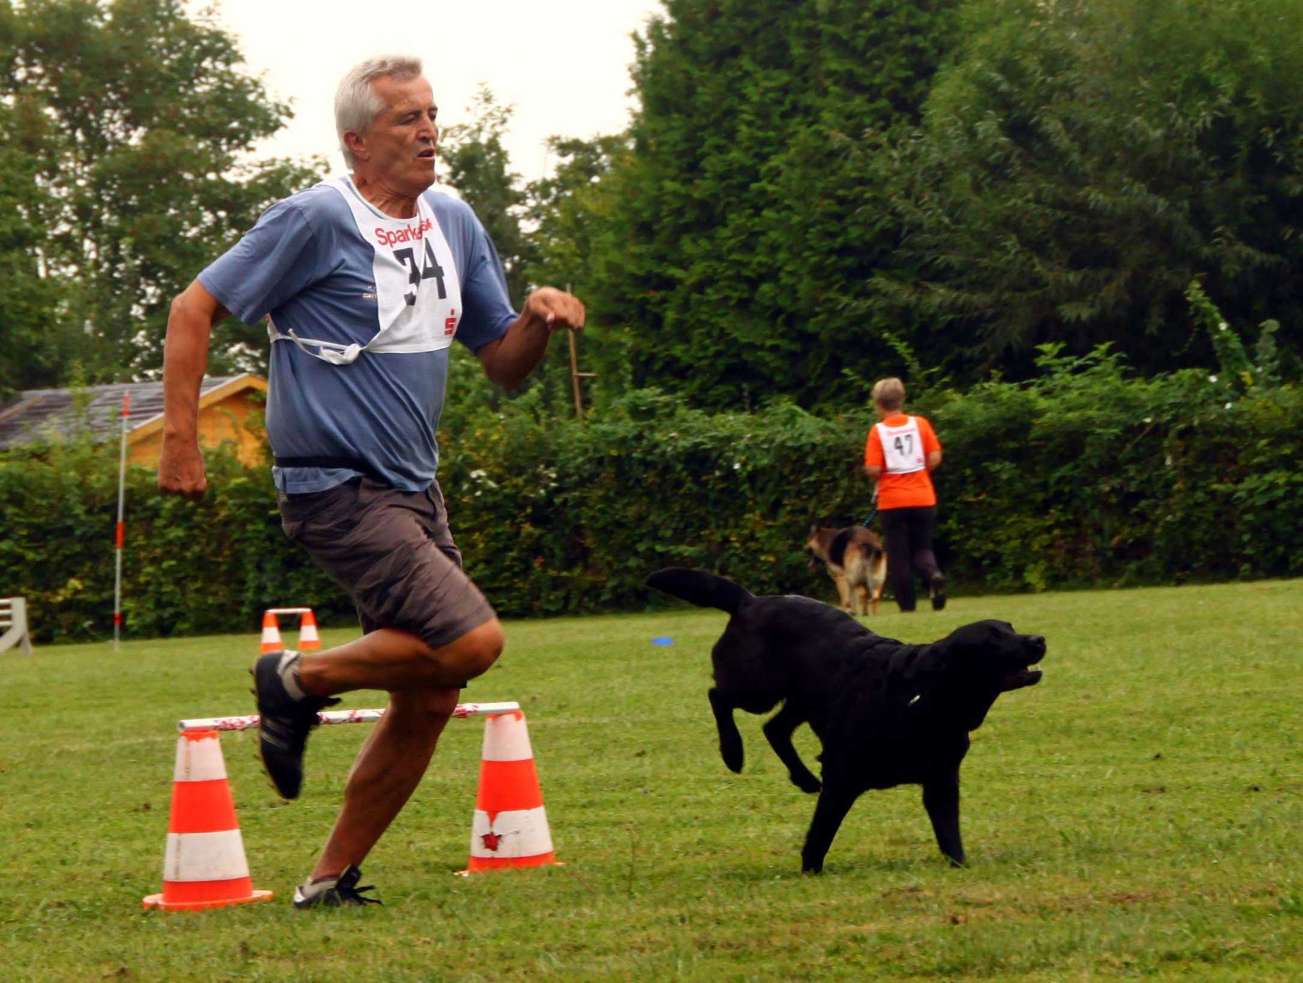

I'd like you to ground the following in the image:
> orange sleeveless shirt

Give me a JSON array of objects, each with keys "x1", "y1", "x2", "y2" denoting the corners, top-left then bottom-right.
[{"x1": 864, "y1": 413, "x2": 941, "y2": 509}]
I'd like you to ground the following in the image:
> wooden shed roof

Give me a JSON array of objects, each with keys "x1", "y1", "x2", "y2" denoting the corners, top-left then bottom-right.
[{"x1": 0, "y1": 375, "x2": 266, "y2": 450}]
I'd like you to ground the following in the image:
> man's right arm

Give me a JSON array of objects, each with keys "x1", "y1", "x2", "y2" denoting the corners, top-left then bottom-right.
[{"x1": 158, "y1": 279, "x2": 227, "y2": 498}]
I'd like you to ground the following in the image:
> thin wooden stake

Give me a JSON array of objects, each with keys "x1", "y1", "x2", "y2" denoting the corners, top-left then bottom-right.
[{"x1": 567, "y1": 328, "x2": 585, "y2": 420}]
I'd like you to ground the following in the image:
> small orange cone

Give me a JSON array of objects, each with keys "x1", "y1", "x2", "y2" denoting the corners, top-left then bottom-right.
[
  {"x1": 297, "y1": 609, "x2": 321, "y2": 650},
  {"x1": 259, "y1": 611, "x2": 283, "y2": 653},
  {"x1": 460, "y1": 710, "x2": 558, "y2": 873},
  {"x1": 143, "y1": 730, "x2": 273, "y2": 910}
]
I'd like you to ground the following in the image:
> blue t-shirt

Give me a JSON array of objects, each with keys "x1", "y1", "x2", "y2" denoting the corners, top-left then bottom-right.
[{"x1": 199, "y1": 179, "x2": 515, "y2": 493}]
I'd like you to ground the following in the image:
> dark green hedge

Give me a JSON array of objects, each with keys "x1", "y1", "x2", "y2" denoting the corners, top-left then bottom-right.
[
  {"x1": 0, "y1": 442, "x2": 351, "y2": 642},
  {"x1": 3, "y1": 357, "x2": 1298, "y2": 643},
  {"x1": 930, "y1": 352, "x2": 1302, "y2": 590}
]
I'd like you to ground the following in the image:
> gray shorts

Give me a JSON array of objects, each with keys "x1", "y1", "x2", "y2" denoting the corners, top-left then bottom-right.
[{"x1": 277, "y1": 478, "x2": 496, "y2": 653}]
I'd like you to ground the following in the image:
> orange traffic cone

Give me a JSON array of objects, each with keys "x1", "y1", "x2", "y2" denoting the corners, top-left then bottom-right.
[
  {"x1": 297, "y1": 609, "x2": 321, "y2": 650},
  {"x1": 259, "y1": 611, "x2": 283, "y2": 653},
  {"x1": 460, "y1": 710, "x2": 558, "y2": 873},
  {"x1": 142, "y1": 730, "x2": 273, "y2": 910}
]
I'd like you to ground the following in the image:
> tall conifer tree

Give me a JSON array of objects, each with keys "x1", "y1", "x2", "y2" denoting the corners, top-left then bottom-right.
[{"x1": 599, "y1": 0, "x2": 961, "y2": 409}]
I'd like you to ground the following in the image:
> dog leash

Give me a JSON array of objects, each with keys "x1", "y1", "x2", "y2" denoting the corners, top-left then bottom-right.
[{"x1": 861, "y1": 487, "x2": 879, "y2": 528}]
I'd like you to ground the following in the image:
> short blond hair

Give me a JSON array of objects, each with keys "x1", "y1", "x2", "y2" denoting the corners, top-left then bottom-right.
[{"x1": 871, "y1": 377, "x2": 906, "y2": 411}]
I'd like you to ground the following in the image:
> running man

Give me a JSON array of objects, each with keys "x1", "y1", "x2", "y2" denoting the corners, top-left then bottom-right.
[{"x1": 158, "y1": 55, "x2": 583, "y2": 906}]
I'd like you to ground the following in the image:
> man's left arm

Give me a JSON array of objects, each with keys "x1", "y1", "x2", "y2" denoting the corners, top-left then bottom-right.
[
  {"x1": 476, "y1": 287, "x2": 585, "y2": 390},
  {"x1": 923, "y1": 417, "x2": 942, "y2": 471}
]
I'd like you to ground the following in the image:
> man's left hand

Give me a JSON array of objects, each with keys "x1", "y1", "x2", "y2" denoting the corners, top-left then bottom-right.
[{"x1": 523, "y1": 287, "x2": 585, "y2": 333}]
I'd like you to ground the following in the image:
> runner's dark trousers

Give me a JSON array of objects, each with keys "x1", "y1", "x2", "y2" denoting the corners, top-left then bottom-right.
[{"x1": 879, "y1": 506, "x2": 940, "y2": 612}]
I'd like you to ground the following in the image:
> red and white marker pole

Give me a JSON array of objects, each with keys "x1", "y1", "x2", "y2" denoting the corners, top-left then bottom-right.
[{"x1": 113, "y1": 392, "x2": 129, "y2": 650}]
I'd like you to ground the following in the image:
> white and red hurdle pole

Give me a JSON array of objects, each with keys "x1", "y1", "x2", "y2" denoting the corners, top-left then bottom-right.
[{"x1": 177, "y1": 701, "x2": 522, "y2": 733}]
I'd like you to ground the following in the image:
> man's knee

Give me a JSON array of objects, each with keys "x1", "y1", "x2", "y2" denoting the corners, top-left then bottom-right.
[{"x1": 451, "y1": 617, "x2": 505, "y2": 680}]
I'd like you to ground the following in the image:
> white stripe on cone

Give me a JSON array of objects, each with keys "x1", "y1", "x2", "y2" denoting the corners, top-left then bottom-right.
[
  {"x1": 480, "y1": 712, "x2": 533, "y2": 761},
  {"x1": 469, "y1": 807, "x2": 554, "y2": 859},
  {"x1": 163, "y1": 829, "x2": 252, "y2": 882},
  {"x1": 173, "y1": 732, "x2": 227, "y2": 782}
]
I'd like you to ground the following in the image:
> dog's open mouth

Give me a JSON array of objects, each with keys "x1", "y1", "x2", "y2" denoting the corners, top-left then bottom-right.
[
  {"x1": 1002, "y1": 637, "x2": 1046, "y2": 690},
  {"x1": 1002, "y1": 666, "x2": 1043, "y2": 690}
]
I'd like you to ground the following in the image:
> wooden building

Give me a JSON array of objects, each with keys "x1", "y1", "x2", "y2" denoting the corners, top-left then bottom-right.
[{"x1": 0, "y1": 375, "x2": 269, "y2": 468}]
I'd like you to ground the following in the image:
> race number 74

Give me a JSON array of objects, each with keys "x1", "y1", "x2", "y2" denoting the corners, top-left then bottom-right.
[{"x1": 395, "y1": 239, "x2": 447, "y2": 303}]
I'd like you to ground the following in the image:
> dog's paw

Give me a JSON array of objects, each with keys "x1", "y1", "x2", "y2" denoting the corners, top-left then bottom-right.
[{"x1": 719, "y1": 736, "x2": 744, "y2": 773}]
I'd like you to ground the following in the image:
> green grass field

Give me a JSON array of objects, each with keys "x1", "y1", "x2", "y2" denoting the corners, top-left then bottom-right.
[{"x1": 1, "y1": 580, "x2": 1299, "y2": 980}]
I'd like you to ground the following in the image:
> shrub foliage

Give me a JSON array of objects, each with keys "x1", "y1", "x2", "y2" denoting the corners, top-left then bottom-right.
[{"x1": 2, "y1": 363, "x2": 1297, "y2": 642}]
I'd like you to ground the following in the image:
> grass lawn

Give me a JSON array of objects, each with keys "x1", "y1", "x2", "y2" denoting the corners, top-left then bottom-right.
[{"x1": 0, "y1": 579, "x2": 1299, "y2": 980}]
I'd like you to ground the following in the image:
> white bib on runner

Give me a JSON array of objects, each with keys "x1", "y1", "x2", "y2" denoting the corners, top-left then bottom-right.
[
  {"x1": 268, "y1": 177, "x2": 463, "y2": 365},
  {"x1": 876, "y1": 417, "x2": 926, "y2": 475}
]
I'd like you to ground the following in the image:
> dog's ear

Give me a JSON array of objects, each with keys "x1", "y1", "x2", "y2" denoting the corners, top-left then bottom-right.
[
  {"x1": 896, "y1": 644, "x2": 946, "y2": 689},
  {"x1": 929, "y1": 629, "x2": 1012, "y2": 730}
]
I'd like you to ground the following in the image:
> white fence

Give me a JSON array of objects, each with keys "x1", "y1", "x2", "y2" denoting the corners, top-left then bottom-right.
[{"x1": 0, "y1": 597, "x2": 33, "y2": 656}]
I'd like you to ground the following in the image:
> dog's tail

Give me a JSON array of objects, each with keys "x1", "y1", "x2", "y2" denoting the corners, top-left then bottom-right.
[{"x1": 646, "y1": 567, "x2": 752, "y2": 615}]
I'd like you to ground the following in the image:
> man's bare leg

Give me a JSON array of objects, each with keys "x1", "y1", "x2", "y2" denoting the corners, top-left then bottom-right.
[
  {"x1": 296, "y1": 619, "x2": 504, "y2": 695},
  {"x1": 287, "y1": 618, "x2": 505, "y2": 879},
  {"x1": 309, "y1": 684, "x2": 459, "y2": 880}
]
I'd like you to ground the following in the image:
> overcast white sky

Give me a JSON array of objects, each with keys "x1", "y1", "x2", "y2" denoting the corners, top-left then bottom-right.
[{"x1": 198, "y1": 0, "x2": 667, "y2": 182}]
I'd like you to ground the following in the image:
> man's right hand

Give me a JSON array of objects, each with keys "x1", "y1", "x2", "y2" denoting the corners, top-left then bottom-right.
[{"x1": 158, "y1": 434, "x2": 207, "y2": 499}]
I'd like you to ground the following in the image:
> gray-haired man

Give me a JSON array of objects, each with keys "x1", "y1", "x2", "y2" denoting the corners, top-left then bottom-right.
[{"x1": 159, "y1": 55, "x2": 583, "y2": 906}]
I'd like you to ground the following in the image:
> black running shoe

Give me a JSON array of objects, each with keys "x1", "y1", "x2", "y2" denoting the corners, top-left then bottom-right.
[
  {"x1": 293, "y1": 865, "x2": 382, "y2": 908},
  {"x1": 251, "y1": 649, "x2": 337, "y2": 800},
  {"x1": 930, "y1": 573, "x2": 948, "y2": 611}
]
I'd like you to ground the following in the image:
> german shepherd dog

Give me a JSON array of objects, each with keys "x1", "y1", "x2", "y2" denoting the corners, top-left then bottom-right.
[
  {"x1": 806, "y1": 525, "x2": 888, "y2": 616},
  {"x1": 645, "y1": 568, "x2": 1046, "y2": 872}
]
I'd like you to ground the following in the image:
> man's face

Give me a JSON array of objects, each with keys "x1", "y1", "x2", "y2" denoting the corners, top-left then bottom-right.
[{"x1": 354, "y1": 73, "x2": 438, "y2": 195}]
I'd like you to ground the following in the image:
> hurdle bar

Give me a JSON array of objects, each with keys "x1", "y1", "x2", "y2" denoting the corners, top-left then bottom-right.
[
  {"x1": 178, "y1": 701, "x2": 521, "y2": 733},
  {"x1": 265, "y1": 607, "x2": 312, "y2": 616}
]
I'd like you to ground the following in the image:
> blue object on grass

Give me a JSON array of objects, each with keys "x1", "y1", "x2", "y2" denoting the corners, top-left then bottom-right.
[{"x1": 651, "y1": 636, "x2": 674, "y2": 647}]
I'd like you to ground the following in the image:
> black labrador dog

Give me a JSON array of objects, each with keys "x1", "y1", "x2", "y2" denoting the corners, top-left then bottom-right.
[{"x1": 646, "y1": 567, "x2": 1045, "y2": 872}]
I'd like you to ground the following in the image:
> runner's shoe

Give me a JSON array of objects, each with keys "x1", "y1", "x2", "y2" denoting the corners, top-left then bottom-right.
[
  {"x1": 251, "y1": 649, "x2": 338, "y2": 800},
  {"x1": 293, "y1": 866, "x2": 382, "y2": 908},
  {"x1": 930, "y1": 573, "x2": 947, "y2": 611}
]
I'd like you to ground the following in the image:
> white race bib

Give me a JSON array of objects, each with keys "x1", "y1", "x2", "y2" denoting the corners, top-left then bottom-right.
[
  {"x1": 876, "y1": 417, "x2": 926, "y2": 475},
  {"x1": 269, "y1": 177, "x2": 462, "y2": 365}
]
